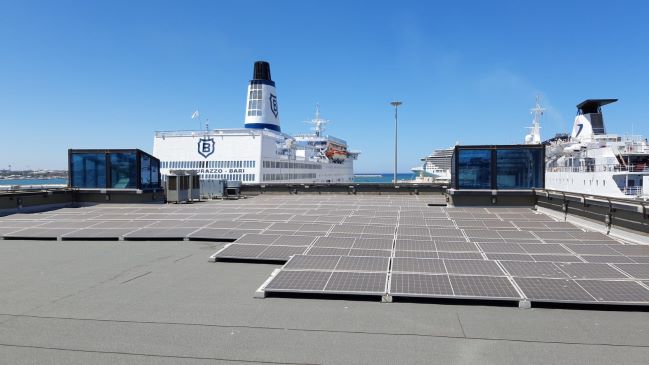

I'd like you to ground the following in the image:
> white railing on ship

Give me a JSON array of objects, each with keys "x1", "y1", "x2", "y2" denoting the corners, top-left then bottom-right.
[
  {"x1": 547, "y1": 164, "x2": 649, "y2": 173},
  {"x1": 622, "y1": 186, "x2": 644, "y2": 196}
]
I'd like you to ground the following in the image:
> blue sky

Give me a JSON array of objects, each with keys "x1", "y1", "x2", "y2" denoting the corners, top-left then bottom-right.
[{"x1": 1, "y1": 0, "x2": 648, "y2": 172}]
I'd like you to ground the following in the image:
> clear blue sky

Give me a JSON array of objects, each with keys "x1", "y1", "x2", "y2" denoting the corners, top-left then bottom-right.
[{"x1": 1, "y1": 0, "x2": 648, "y2": 172}]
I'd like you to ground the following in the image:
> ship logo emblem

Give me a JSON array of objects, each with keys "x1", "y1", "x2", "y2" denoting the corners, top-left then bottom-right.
[
  {"x1": 269, "y1": 93, "x2": 279, "y2": 118},
  {"x1": 197, "y1": 137, "x2": 215, "y2": 158}
]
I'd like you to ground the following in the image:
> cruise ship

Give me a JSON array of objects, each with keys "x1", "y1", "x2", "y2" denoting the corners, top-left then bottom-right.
[
  {"x1": 153, "y1": 61, "x2": 358, "y2": 184},
  {"x1": 410, "y1": 148, "x2": 453, "y2": 183},
  {"x1": 525, "y1": 98, "x2": 649, "y2": 199}
]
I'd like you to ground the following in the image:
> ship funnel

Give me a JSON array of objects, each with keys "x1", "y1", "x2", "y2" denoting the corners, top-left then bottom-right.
[
  {"x1": 244, "y1": 61, "x2": 281, "y2": 132},
  {"x1": 571, "y1": 99, "x2": 617, "y2": 142}
]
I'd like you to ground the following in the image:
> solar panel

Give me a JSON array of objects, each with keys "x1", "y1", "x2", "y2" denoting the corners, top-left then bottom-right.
[
  {"x1": 394, "y1": 239, "x2": 436, "y2": 251},
  {"x1": 392, "y1": 258, "x2": 446, "y2": 274},
  {"x1": 351, "y1": 238, "x2": 393, "y2": 250},
  {"x1": 273, "y1": 235, "x2": 317, "y2": 246},
  {"x1": 580, "y1": 255, "x2": 635, "y2": 264},
  {"x1": 444, "y1": 259, "x2": 506, "y2": 276},
  {"x1": 438, "y1": 252, "x2": 484, "y2": 260},
  {"x1": 613, "y1": 264, "x2": 649, "y2": 279},
  {"x1": 61, "y1": 228, "x2": 134, "y2": 239},
  {"x1": 345, "y1": 248, "x2": 385, "y2": 257},
  {"x1": 500, "y1": 261, "x2": 568, "y2": 278},
  {"x1": 555, "y1": 263, "x2": 628, "y2": 279},
  {"x1": 313, "y1": 236, "x2": 355, "y2": 248},
  {"x1": 324, "y1": 272, "x2": 387, "y2": 294},
  {"x1": 282, "y1": 255, "x2": 341, "y2": 270},
  {"x1": 484, "y1": 253, "x2": 534, "y2": 262},
  {"x1": 235, "y1": 233, "x2": 281, "y2": 245},
  {"x1": 513, "y1": 278, "x2": 595, "y2": 302},
  {"x1": 306, "y1": 247, "x2": 351, "y2": 256},
  {"x1": 576, "y1": 280, "x2": 649, "y2": 303},
  {"x1": 390, "y1": 273, "x2": 454, "y2": 296},
  {"x1": 564, "y1": 244, "x2": 622, "y2": 255},
  {"x1": 611, "y1": 246, "x2": 649, "y2": 256},
  {"x1": 520, "y1": 243, "x2": 571, "y2": 255},
  {"x1": 435, "y1": 241, "x2": 479, "y2": 252},
  {"x1": 214, "y1": 244, "x2": 268, "y2": 259},
  {"x1": 477, "y1": 242, "x2": 526, "y2": 254},
  {"x1": 394, "y1": 250, "x2": 439, "y2": 259},
  {"x1": 464, "y1": 229, "x2": 501, "y2": 239},
  {"x1": 265, "y1": 270, "x2": 332, "y2": 292},
  {"x1": 335, "y1": 256, "x2": 390, "y2": 272},
  {"x1": 449, "y1": 275, "x2": 521, "y2": 299},
  {"x1": 257, "y1": 245, "x2": 307, "y2": 260},
  {"x1": 531, "y1": 254, "x2": 583, "y2": 263}
]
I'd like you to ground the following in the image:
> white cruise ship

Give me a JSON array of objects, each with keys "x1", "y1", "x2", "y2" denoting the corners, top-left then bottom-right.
[
  {"x1": 525, "y1": 98, "x2": 649, "y2": 198},
  {"x1": 410, "y1": 148, "x2": 453, "y2": 183},
  {"x1": 153, "y1": 61, "x2": 358, "y2": 184}
]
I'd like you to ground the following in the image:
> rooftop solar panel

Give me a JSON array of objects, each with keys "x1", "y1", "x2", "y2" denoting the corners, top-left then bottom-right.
[
  {"x1": 613, "y1": 264, "x2": 649, "y2": 279},
  {"x1": 390, "y1": 273, "x2": 454, "y2": 296},
  {"x1": 514, "y1": 278, "x2": 595, "y2": 302},
  {"x1": 554, "y1": 262, "x2": 628, "y2": 279},
  {"x1": 611, "y1": 246, "x2": 649, "y2": 256},
  {"x1": 576, "y1": 280, "x2": 649, "y2": 303},
  {"x1": 273, "y1": 235, "x2": 317, "y2": 246},
  {"x1": 394, "y1": 239, "x2": 436, "y2": 251},
  {"x1": 500, "y1": 261, "x2": 568, "y2": 278},
  {"x1": 265, "y1": 270, "x2": 332, "y2": 292},
  {"x1": 306, "y1": 247, "x2": 351, "y2": 256},
  {"x1": 435, "y1": 241, "x2": 479, "y2": 252},
  {"x1": 348, "y1": 249, "x2": 392, "y2": 257},
  {"x1": 394, "y1": 250, "x2": 439, "y2": 259},
  {"x1": 438, "y1": 252, "x2": 484, "y2": 260},
  {"x1": 531, "y1": 254, "x2": 583, "y2": 263},
  {"x1": 484, "y1": 253, "x2": 534, "y2": 262},
  {"x1": 564, "y1": 244, "x2": 622, "y2": 256},
  {"x1": 257, "y1": 245, "x2": 307, "y2": 260},
  {"x1": 335, "y1": 256, "x2": 390, "y2": 272},
  {"x1": 520, "y1": 243, "x2": 571, "y2": 255},
  {"x1": 313, "y1": 236, "x2": 355, "y2": 248},
  {"x1": 392, "y1": 258, "x2": 446, "y2": 274},
  {"x1": 477, "y1": 242, "x2": 526, "y2": 254},
  {"x1": 444, "y1": 259, "x2": 506, "y2": 276},
  {"x1": 449, "y1": 275, "x2": 521, "y2": 299},
  {"x1": 579, "y1": 255, "x2": 635, "y2": 264},
  {"x1": 214, "y1": 244, "x2": 268, "y2": 259},
  {"x1": 235, "y1": 233, "x2": 281, "y2": 245},
  {"x1": 324, "y1": 272, "x2": 388, "y2": 294},
  {"x1": 351, "y1": 238, "x2": 393, "y2": 250}
]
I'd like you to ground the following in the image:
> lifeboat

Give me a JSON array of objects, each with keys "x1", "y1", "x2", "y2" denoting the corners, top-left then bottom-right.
[{"x1": 325, "y1": 147, "x2": 348, "y2": 162}]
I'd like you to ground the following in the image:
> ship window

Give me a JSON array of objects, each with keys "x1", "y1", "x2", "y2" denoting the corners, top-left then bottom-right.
[{"x1": 247, "y1": 84, "x2": 263, "y2": 117}]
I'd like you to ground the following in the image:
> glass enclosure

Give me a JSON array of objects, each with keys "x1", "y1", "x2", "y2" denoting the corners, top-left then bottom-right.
[
  {"x1": 71, "y1": 153, "x2": 106, "y2": 188},
  {"x1": 457, "y1": 149, "x2": 492, "y2": 189},
  {"x1": 69, "y1": 149, "x2": 160, "y2": 190},
  {"x1": 453, "y1": 145, "x2": 544, "y2": 190},
  {"x1": 496, "y1": 148, "x2": 544, "y2": 189}
]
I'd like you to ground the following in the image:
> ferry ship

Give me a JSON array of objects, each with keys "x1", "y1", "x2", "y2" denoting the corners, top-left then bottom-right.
[
  {"x1": 525, "y1": 98, "x2": 649, "y2": 199},
  {"x1": 410, "y1": 148, "x2": 453, "y2": 183},
  {"x1": 153, "y1": 61, "x2": 358, "y2": 184}
]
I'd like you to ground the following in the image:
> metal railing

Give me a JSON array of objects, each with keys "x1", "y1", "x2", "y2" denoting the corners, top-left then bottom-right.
[{"x1": 547, "y1": 164, "x2": 649, "y2": 173}]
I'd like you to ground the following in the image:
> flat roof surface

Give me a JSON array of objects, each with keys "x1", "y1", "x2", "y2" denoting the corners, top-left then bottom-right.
[{"x1": 1, "y1": 195, "x2": 649, "y2": 364}]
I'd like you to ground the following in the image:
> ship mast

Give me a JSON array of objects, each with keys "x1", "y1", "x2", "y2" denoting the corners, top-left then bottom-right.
[
  {"x1": 526, "y1": 95, "x2": 545, "y2": 144},
  {"x1": 306, "y1": 104, "x2": 329, "y2": 137}
]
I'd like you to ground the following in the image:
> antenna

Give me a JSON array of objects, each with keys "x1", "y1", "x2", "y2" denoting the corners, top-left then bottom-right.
[
  {"x1": 527, "y1": 95, "x2": 545, "y2": 144},
  {"x1": 303, "y1": 103, "x2": 330, "y2": 137}
]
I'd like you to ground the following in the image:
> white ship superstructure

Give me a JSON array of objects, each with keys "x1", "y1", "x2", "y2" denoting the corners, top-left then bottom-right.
[
  {"x1": 153, "y1": 61, "x2": 358, "y2": 184},
  {"x1": 527, "y1": 98, "x2": 649, "y2": 198},
  {"x1": 410, "y1": 148, "x2": 453, "y2": 183}
]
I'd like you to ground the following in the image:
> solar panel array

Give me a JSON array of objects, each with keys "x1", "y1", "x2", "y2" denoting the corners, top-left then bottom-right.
[
  {"x1": 209, "y1": 195, "x2": 649, "y2": 307},
  {"x1": 2, "y1": 194, "x2": 649, "y2": 306}
]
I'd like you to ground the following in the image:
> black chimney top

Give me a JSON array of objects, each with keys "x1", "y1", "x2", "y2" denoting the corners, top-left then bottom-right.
[{"x1": 253, "y1": 61, "x2": 272, "y2": 81}]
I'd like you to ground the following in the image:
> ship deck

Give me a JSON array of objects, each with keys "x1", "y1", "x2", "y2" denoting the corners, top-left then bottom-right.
[{"x1": 1, "y1": 195, "x2": 649, "y2": 364}]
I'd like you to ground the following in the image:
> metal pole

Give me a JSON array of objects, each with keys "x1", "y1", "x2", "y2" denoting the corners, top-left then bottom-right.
[
  {"x1": 394, "y1": 106, "x2": 398, "y2": 184},
  {"x1": 390, "y1": 101, "x2": 402, "y2": 184}
]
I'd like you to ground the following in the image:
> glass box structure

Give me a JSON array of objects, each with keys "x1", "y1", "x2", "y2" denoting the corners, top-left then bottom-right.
[
  {"x1": 69, "y1": 149, "x2": 160, "y2": 190},
  {"x1": 452, "y1": 145, "x2": 545, "y2": 190}
]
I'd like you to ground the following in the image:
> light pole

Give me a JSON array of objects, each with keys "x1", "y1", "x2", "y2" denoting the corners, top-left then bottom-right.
[{"x1": 390, "y1": 101, "x2": 402, "y2": 184}]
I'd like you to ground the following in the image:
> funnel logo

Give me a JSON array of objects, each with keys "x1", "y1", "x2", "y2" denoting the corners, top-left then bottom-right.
[
  {"x1": 197, "y1": 137, "x2": 215, "y2": 158},
  {"x1": 269, "y1": 93, "x2": 279, "y2": 118}
]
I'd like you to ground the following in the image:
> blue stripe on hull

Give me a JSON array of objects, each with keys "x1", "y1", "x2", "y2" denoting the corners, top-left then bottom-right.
[{"x1": 245, "y1": 123, "x2": 281, "y2": 132}]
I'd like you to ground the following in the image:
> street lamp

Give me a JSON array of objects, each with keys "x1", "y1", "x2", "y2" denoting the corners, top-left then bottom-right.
[{"x1": 390, "y1": 101, "x2": 402, "y2": 184}]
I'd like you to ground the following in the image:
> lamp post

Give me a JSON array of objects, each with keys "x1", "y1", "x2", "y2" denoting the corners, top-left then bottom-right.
[{"x1": 390, "y1": 101, "x2": 402, "y2": 184}]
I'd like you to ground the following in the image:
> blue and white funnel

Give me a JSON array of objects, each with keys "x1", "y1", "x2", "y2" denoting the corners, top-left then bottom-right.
[{"x1": 244, "y1": 61, "x2": 280, "y2": 132}]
